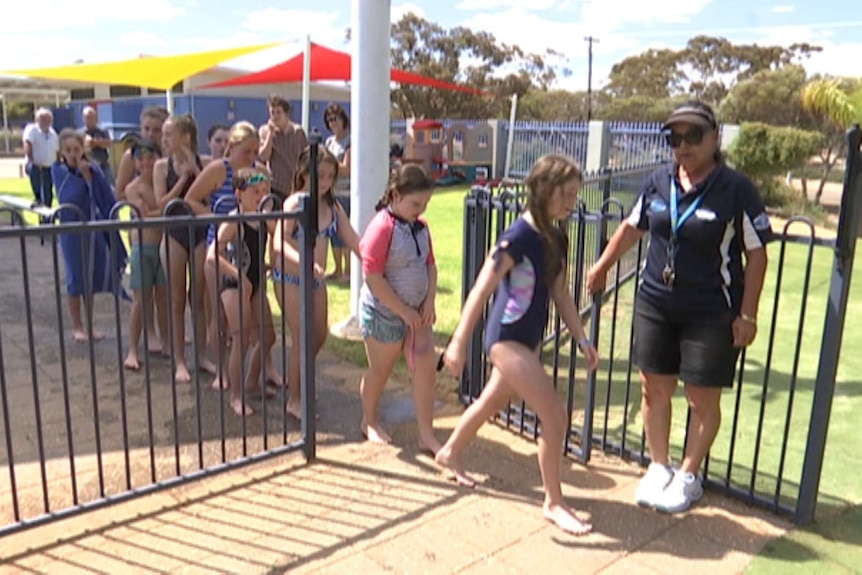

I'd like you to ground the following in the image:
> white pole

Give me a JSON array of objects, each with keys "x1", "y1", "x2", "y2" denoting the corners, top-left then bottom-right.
[
  {"x1": 1, "y1": 95, "x2": 9, "y2": 155},
  {"x1": 331, "y1": 0, "x2": 390, "y2": 340},
  {"x1": 301, "y1": 34, "x2": 311, "y2": 134},
  {"x1": 504, "y1": 93, "x2": 518, "y2": 179}
]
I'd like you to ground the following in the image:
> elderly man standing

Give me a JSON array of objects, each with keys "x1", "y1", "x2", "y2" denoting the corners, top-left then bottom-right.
[
  {"x1": 23, "y1": 107, "x2": 59, "y2": 210},
  {"x1": 80, "y1": 106, "x2": 114, "y2": 186}
]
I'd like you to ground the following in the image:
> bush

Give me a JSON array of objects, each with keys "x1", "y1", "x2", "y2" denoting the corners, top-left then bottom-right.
[
  {"x1": 762, "y1": 181, "x2": 829, "y2": 226},
  {"x1": 728, "y1": 122, "x2": 824, "y2": 190}
]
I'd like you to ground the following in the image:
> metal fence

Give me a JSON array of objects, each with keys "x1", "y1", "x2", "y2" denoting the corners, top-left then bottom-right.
[
  {"x1": 458, "y1": 126, "x2": 862, "y2": 525},
  {"x1": 505, "y1": 121, "x2": 589, "y2": 179},
  {"x1": 0, "y1": 164, "x2": 324, "y2": 537}
]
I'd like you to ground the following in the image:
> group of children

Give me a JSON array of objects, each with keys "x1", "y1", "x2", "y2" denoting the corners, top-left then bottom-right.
[{"x1": 56, "y1": 107, "x2": 601, "y2": 535}]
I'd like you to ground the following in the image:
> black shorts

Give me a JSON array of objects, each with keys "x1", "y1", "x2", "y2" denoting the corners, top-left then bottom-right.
[{"x1": 634, "y1": 296, "x2": 740, "y2": 388}]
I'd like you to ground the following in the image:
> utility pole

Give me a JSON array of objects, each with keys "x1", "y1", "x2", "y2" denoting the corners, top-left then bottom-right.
[{"x1": 584, "y1": 36, "x2": 598, "y2": 122}]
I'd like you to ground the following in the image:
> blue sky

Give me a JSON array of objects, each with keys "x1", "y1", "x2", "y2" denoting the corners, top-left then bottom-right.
[{"x1": 3, "y1": 0, "x2": 860, "y2": 91}]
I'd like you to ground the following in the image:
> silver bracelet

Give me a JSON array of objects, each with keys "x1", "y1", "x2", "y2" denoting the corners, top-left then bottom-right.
[{"x1": 578, "y1": 338, "x2": 591, "y2": 353}]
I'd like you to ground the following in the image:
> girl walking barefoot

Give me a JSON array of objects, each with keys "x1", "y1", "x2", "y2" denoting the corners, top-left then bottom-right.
[
  {"x1": 437, "y1": 155, "x2": 599, "y2": 536},
  {"x1": 357, "y1": 164, "x2": 440, "y2": 453}
]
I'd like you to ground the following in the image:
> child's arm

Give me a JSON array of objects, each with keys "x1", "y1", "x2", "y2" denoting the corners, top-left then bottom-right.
[
  {"x1": 333, "y1": 200, "x2": 361, "y2": 256},
  {"x1": 206, "y1": 222, "x2": 248, "y2": 288},
  {"x1": 115, "y1": 150, "x2": 135, "y2": 202},
  {"x1": 442, "y1": 246, "x2": 515, "y2": 376},
  {"x1": 419, "y1": 263, "x2": 437, "y2": 326},
  {"x1": 153, "y1": 159, "x2": 192, "y2": 213},
  {"x1": 551, "y1": 272, "x2": 599, "y2": 370},
  {"x1": 185, "y1": 162, "x2": 223, "y2": 216}
]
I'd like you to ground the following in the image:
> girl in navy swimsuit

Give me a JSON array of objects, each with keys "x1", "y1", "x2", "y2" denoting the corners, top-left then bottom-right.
[
  {"x1": 271, "y1": 145, "x2": 361, "y2": 420},
  {"x1": 438, "y1": 155, "x2": 600, "y2": 536},
  {"x1": 207, "y1": 168, "x2": 276, "y2": 416},
  {"x1": 154, "y1": 114, "x2": 216, "y2": 383}
]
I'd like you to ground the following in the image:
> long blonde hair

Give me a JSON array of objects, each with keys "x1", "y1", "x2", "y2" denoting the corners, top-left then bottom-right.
[
  {"x1": 225, "y1": 121, "x2": 258, "y2": 154},
  {"x1": 524, "y1": 154, "x2": 582, "y2": 285}
]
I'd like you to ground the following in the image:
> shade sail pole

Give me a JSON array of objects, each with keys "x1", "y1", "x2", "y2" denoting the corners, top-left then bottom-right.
[
  {"x1": 301, "y1": 35, "x2": 311, "y2": 134},
  {"x1": 331, "y1": 0, "x2": 390, "y2": 340},
  {"x1": 165, "y1": 88, "x2": 174, "y2": 114}
]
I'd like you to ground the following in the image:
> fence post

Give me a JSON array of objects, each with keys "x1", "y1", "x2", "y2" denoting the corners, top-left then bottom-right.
[
  {"x1": 795, "y1": 126, "x2": 862, "y2": 524},
  {"x1": 585, "y1": 121, "x2": 611, "y2": 172},
  {"x1": 460, "y1": 188, "x2": 489, "y2": 401}
]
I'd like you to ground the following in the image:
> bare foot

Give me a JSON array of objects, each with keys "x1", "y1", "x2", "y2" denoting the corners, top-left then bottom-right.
[
  {"x1": 175, "y1": 365, "x2": 192, "y2": 383},
  {"x1": 246, "y1": 382, "x2": 277, "y2": 398},
  {"x1": 285, "y1": 401, "x2": 320, "y2": 421},
  {"x1": 360, "y1": 420, "x2": 392, "y2": 444},
  {"x1": 210, "y1": 373, "x2": 229, "y2": 390},
  {"x1": 434, "y1": 447, "x2": 476, "y2": 487},
  {"x1": 418, "y1": 435, "x2": 442, "y2": 456},
  {"x1": 265, "y1": 371, "x2": 287, "y2": 388},
  {"x1": 73, "y1": 329, "x2": 104, "y2": 342},
  {"x1": 285, "y1": 401, "x2": 302, "y2": 420},
  {"x1": 230, "y1": 396, "x2": 253, "y2": 416},
  {"x1": 542, "y1": 502, "x2": 592, "y2": 536},
  {"x1": 123, "y1": 354, "x2": 140, "y2": 371},
  {"x1": 197, "y1": 358, "x2": 218, "y2": 375},
  {"x1": 146, "y1": 334, "x2": 162, "y2": 354}
]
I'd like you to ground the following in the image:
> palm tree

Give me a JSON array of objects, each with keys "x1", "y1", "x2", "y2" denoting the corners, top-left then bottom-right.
[{"x1": 801, "y1": 78, "x2": 862, "y2": 204}]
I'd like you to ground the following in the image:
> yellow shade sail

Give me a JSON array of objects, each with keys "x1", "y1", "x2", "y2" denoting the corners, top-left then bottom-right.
[{"x1": 2, "y1": 43, "x2": 281, "y2": 90}]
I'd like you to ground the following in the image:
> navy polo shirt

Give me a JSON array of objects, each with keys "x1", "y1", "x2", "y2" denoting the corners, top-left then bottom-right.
[
  {"x1": 79, "y1": 126, "x2": 111, "y2": 167},
  {"x1": 627, "y1": 163, "x2": 772, "y2": 314}
]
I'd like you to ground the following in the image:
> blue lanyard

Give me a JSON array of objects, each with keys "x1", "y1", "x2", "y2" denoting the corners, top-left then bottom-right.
[{"x1": 669, "y1": 179, "x2": 705, "y2": 240}]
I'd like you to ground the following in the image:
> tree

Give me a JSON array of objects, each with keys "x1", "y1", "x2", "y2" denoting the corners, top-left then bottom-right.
[
  {"x1": 728, "y1": 122, "x2": 824, "y2": 201},
  {"x1": 517, "y1": 89, "x2": 590, "y2": 122},
  {"x1": 387, "y1": 13, "x2": 568, "y2": 119},
  {"x1": 719, "y1": 65, "x2": 809, "y2": 127},
  {"x1": 801, "y1": 78, "x2": 862, "y2": 203},
  {"x1": 605, "y1": 49, "x2": 685, "y2": 100},
  {"x1": 595, "y1": 95, "x2": 687, "y2": 123},
  {"x1": 603, "y1": 37, "x2": 822, "y2": 109}
]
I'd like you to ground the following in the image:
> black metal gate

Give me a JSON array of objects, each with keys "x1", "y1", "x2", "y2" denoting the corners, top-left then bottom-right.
[{"x1": 459, "y1": 127, "x2": 862, "y2": 525}]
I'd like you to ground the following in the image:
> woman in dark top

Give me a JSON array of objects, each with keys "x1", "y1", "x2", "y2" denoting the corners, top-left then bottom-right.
[
  {"x1": 154, "y1": 114, "x2": 216, "y2": 383},
  {"x1": 587, "y1": 101, "x2": 771, "y2": 514}
]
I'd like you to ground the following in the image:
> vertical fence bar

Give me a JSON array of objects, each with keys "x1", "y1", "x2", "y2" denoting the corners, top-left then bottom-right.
[
  {"x1": 774, "y1": 219, "x2": 816, "y2": 509},
  {"x1": 300, "y1": 137, "x2": 321, "y2": 461},
  {"x1": 0, "y1": 320, "x2": 19, "y2": 523},
  {"x1": 796, "y1": 126, "x2": 862, "y2": 525},
  {"x1": 20, "y1": 220, "x2": 51, "y2": 512}
]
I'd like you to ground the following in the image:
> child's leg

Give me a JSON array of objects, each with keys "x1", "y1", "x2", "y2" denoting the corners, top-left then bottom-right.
[
  {"x1": 244, "y1": 292, "x2": 276, "y2": 397},
  {"x1": 435, "y1": 369, "x2": 511, "y2": 486},
  {"x1": 191, "y1": 243, "x2": 217, "y2": 374},
  {"x1": 487, "y1": 342, "x2": 592, "y2": 535},
  {"x1": 144, "y1": 287, "x2": 159, "y2": 349},
  {"x1": 165, "y1": 238, "x2": 191, "y2": 382},
  {"x1": 205, "y1": 260, "x2": 227, "y2": 388},
  {"x1": 82, "y1": 293, "x2": 104, "y2": 340},
  {"x1": 360, "y1": 335, "x2": 403, "y2": 444},
  {"x1": 220, "y1": 288, "x2": 253, "y2": 416},
  {"x1": 68, "y1": 295, "x2": 86, "y2": 339},
  {"x1": 154, "y1": 285, "x2": 169, "y2": 357},
  {"x1": 283, "y1": 282, "x2": 326, "y2": 420},
  {"x1": 408, "y1": 327, "x2": 442, "y2": 454},
  {"x1": 124, "y1": 290, "x2": 143, "y2": 370}
]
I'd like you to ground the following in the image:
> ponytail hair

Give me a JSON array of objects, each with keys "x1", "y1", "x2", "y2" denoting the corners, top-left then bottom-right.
[
  {"x1": 375, "y1": 163, "x2": 434, "y2": 211},
  {"x1": 524, "y1": 154, "x2": 583, "y2": 286}
]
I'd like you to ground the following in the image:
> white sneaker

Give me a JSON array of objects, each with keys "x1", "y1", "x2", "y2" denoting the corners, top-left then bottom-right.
[
  {"x1": 634, "y1": 462, "x2": 674, "y2": 507},
  {"x1": 654, "y1": 471, "x2": 703, "y2": 514}
]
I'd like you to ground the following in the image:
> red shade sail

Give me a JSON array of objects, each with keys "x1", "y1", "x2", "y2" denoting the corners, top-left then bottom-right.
[{"x1": 201, "y1": 42, "x2": 485, "y2": 96}]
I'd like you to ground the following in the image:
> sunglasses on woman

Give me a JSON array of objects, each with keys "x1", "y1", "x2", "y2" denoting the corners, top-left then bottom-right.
[{"x1": 665, "y1": 127, "x2": 709, "y2": 148}]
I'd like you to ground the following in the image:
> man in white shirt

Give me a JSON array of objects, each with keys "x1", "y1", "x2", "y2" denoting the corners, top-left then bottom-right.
[{"x1": 23, "y1": 108, "x2": 60, "y2": 209}]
